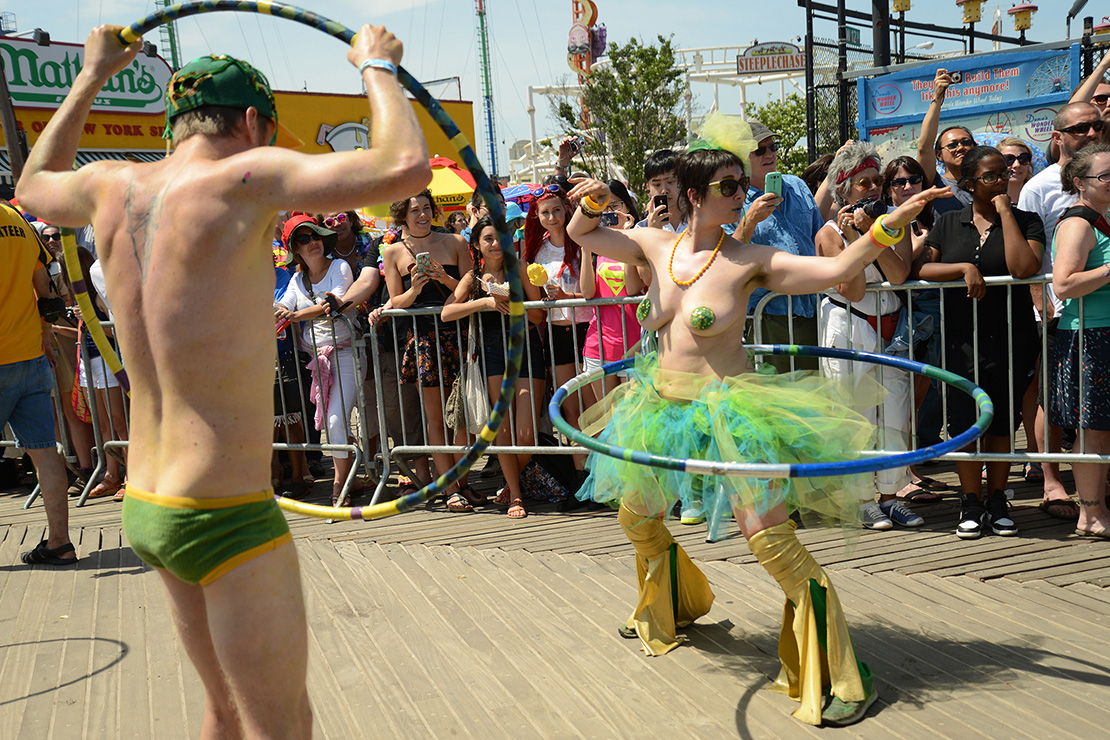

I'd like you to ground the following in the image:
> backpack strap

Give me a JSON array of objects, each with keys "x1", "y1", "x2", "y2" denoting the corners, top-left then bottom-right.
[{"x1": 1060, "y1": 205, "x2": 1110, "y2": 240}]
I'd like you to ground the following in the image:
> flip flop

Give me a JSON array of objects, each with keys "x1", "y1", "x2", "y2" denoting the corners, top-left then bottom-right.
[
  {"x1": 457, "y1": 485, "x2": 486, "y2": 505},
  {"x1": 1024, "y1": 462, "x2": 1045, "y2": 482},
  {"x1": 445, "y1": 492, "x2": 474, "y2": 513},
  {"x1": 1039, "y1": 499, "x2": 1080, "y2": 521},
  {"x1": 20, "y1": 540, "x2": 78, "y2": 566},
  {"x1": 911, "y1": 475, "x2": 947, "y2": 491},
  {"x1": 1074, "y1": 527, "x2": 1110, "y2": 539},
  {"x1": 898, "y1": 486, "x2": 944, "y2": 503}
]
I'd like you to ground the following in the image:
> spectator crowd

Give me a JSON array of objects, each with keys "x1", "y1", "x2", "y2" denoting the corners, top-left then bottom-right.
[{"x1": 6, "y1": 54, "x2": 1110, "y2": 544}]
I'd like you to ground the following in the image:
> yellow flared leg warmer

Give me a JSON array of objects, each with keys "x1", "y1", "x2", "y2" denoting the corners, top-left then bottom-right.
[
  {"x1": 618, "y1": 503, "x2": 715, "y2": 656},
  {"x1": 748, "y1": 520, "x2": 869, "y2": 726}
]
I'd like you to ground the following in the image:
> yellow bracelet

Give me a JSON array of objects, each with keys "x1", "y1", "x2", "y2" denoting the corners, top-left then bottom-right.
[
  {"x1": 869, "y1": 215, "x2": 903, "y2": 248},
  {"x1": 582, "y1": 194, "x2": 610, "y2": 212},
  {"x1": 579, "y1": 200, "x2": 605, "y2": 218}
]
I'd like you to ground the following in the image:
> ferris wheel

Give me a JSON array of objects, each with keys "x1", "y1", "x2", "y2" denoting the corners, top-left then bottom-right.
[{"x1": 1026, "y1": 55, "x2": 1071, "y2": 97}]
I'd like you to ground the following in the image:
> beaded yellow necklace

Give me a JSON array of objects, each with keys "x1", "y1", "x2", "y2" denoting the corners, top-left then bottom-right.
[{"x1": 668, "y1": 227, "x2": 726, "y2": 287}]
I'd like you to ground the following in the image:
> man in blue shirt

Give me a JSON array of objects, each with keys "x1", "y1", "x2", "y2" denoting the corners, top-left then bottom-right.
[{"x1": 730, "y1": 120, "x2": 824, "y2": 371}]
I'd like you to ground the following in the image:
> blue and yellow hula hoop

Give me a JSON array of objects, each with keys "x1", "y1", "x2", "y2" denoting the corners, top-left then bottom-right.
[
  {"x1": 63, "y1": 1, "x2": 523, "y2": 521},
  {"x1": 549, "y1": 345, "x2": 994, "y2": 478}
]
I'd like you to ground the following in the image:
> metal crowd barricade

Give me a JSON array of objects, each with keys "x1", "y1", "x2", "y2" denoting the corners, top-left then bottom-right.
[
  {"x1": 364, "y1": 294, "x2": 645, "y2": 503},
  {"x1": 751, "y1": 274, "x2": 1110, "y2": 465},
  {"x1": 20, "y1": 312, "x2": 369, "y2": 511}
]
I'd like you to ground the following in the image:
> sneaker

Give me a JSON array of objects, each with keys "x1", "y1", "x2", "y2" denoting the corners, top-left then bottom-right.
[
  {"x1": 680, "y1": 504, "x2": 706, "y2": 525},
  {"x1": 859, "y1": 501, "x2": 893, "y2": 530},
  {"x1": 880, "y1": 498, "x2": 924, "y2": 527},
  {"x1": 985, "y1": 490, "x2": 1018, "y2": 536},
  {"x1": 957, "y1": 493, "x2": 986, "y2": 539}
]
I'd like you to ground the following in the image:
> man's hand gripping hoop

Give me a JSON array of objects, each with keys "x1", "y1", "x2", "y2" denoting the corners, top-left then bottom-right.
[{"x1": 60, "y1": 1, "x2": 524, "y2": 520}]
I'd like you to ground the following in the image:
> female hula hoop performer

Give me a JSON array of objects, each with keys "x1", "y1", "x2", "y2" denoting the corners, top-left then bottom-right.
[
  {"x1": 17, "y1": 22, "x2": 431, "y2": 738},
  {"x1": 566, "y1": 113, "x2": 951, "y2": 727}
]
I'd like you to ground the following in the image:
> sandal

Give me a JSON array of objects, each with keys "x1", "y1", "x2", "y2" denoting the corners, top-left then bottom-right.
[
  {"x1": 1039, "y1": 499, "x2": 1080, "y2": 521},
  {"x1": 1024, "y1": 462, "x2": 1045, "y2": 482},
  {"x1": 507, "y1": 499, "x2": 527, "y2": 519},
  {"x1": 446, "y1": 492, "x2": 474, "y2": 513},
  {"x1": 20, "y1": 540, "x2": 78, "y2": 566},
  {"x1": 493, "y1": 487, "x2": 512, "y2": 506},
  {"x1": 457, "y1": 485, "x2": 486, "y2": 505},
  {"x1": 88, "y1": 477, "x2": 123, "y2": 499},
  {"x1": 910, "y1": 475, "x2": 947, "y2": 491}
]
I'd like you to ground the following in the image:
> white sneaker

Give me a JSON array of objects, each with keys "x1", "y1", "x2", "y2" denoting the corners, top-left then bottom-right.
[{"x1": 859, "y1": 501, "x2": 893, "y2": 530}]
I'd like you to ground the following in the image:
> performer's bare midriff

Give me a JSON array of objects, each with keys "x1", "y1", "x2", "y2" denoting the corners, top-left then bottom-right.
[{"x1": 18, "y1": 23, "x2": 432, "y2": 739}]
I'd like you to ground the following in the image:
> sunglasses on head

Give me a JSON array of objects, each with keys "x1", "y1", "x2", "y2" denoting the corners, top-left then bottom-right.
[
  {"x1": 293, "y1": 232, "x2": 323, "y2": 246},
  {"x1": 707, "y1": 176, "x2": 749, "y2": 198},
  {"x1": 323, "y1": 213, "x2": 347, "y2": 228},
  {"x1": 853, "y1": 175, "x2": 884, "y2": 190},
  {"x1": 967, "y1": 170, "x2": 1012, "y2": 185},
  {"x1": 529, "y1": 184, "x2": 560, "y2": 198},
  {"x1": 753, "y1": 141, "x2": 780, "y2": 157},
  {"x1": 888, "y1": 174, "x2": 923, "y2": 188},
  {"x1": 941, "y1": 138, "x2": 975, "y2": 152},
  {"x1": 1058, "y1": 119, "x2": 1106, "y2": 136},
  {"x1": 1002, "y1": 152, "x2": 1033, "y2": 167}
]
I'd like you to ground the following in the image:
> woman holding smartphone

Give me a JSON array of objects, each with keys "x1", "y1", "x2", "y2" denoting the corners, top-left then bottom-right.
[{"x1": 382, "y1": 189, "x2": 478, "y2": 511}]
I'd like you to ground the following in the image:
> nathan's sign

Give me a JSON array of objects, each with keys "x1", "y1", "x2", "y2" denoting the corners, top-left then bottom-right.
[
  {"x1": 0, "y1": 37, "x2": 172, "y2": 114},
  {"x1": 735, "y1": 43, "x2": 805, "y2": 75}
]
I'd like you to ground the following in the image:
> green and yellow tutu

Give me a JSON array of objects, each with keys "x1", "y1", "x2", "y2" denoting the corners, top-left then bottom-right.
[{"x1": 577, "y1": 354, "x2": 882, "y2": 540}]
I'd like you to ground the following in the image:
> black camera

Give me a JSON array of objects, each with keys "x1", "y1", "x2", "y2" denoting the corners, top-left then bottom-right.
[
  {"x1": 849, "y1": 198, "x2": 887, "y2": 219},
  {"x1": 37, "y1": 297, "x2": 66, "y2": 323}
]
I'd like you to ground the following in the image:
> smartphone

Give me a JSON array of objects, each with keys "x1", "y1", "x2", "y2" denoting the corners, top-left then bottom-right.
[
  {"x1": 653, "y1": 193, "x2": 669, "y2": 214},
  {"x1": 415, "y1": 252, "x2": 432, "y2": 273},
  {"x1": 599, "y1": 212, "x2": 620, "y2": 228},
  {"x1": 764, "y1": 171, "x2": 783, "y2": 198}
]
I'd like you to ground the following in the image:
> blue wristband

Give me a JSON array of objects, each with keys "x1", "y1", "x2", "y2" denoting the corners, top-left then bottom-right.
[{"x1": 359, "y1": 58, "x2": 398, "y2": 77}]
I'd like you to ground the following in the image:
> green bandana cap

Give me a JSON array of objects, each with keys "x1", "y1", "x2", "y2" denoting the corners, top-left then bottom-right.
[{"x1": 164, "y1": 55, "x2": 278, "y2": 142}]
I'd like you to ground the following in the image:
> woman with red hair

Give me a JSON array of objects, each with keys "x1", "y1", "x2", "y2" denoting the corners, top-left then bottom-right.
[{"x1": 524, "y1": 188, "x2": 592, "y2": 486}]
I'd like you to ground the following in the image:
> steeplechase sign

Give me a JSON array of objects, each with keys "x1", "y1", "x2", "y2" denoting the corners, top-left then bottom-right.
[
  {"x1": 735, "y1": 43, "x2": 806, "y2": 75},
  {"x1": 0, "y1": 37, "x2": 172, "y2": 113}
]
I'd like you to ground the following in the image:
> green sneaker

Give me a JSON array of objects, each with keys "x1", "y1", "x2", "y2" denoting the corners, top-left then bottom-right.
[{"x1": 822, "y1": 686, "x2": 878, "y2": 726}]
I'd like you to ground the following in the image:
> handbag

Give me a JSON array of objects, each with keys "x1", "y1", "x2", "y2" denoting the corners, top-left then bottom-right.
[{"x1": 461, "y1": 314, "x2": 490, "y2": 435}]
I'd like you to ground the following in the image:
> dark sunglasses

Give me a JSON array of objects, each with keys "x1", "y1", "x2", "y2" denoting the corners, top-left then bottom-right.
[
  {"x1": 941, "y1": 138, "x2": 975, "y2": 152},
  {"x1": 707, "y1": 176, "x2": 750, "y2": 198},
  {"x1": 323, "y1": 213, "x2": 347, "y2": 228},
  {"x1": 967, "y1": 170, "x2": 1012, "y2": 185},
  {"x1": 753, "y1": 141, "x2": 780, "y2": 157},
  {"x1": 1058, "y1": 119, "x2": 1106, "y2": 135},
  {"x1": 293, "y1": 232, "x2": 323, "y2": 246},
  {"x1": 529, "y1": 184, "x2": 560, "y2": 198},
  {"x1": 1091, "y1": 94, "x2": 1110, "y2": 106},
  {"x1": 42, "y1": 232, "x2": 62, "y2": 241},
  {"x1": 1002, "y1": 152, "x2": 1033, "y2": 167},
  {"x1": 888, "y1": 174, "x2": 924, "y2": 188}
]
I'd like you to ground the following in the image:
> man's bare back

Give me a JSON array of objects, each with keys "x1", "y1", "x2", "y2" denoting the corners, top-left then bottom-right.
[{"x1": 94, "y1": 153, "x2": 281, "y2": 499}]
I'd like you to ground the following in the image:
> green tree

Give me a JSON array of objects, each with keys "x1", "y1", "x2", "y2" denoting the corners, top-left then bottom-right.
[
  {"x1": 743, "y1": 93, "x2": 808, "y2": 176},
  {"x1": 553, "y1": 36, "x2": 688, "y2": 195}
]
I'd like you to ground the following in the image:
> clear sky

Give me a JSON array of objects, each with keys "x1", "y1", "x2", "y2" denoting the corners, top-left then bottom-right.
[{"x1": 0, "y1": 0, "x2": 1098, "y2": 173}]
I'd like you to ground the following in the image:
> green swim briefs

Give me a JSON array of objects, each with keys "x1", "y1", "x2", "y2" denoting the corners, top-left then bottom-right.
[{"x1": 122, "y1": 486, "x2": 292, "y2": 586}]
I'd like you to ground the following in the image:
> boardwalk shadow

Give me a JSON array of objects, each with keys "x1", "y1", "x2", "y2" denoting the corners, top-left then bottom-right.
[
  {"x1": 683, "y1": 616, "x2": 1110, "y2": 736},
  {"x1": 0, "y1": 637, "x2": 128, "y2": 706}
]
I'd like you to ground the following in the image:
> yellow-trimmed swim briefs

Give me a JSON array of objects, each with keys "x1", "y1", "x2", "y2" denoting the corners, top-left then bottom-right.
[{"x1": 122, "y1": 486, "x2": 292, "y2": 586}]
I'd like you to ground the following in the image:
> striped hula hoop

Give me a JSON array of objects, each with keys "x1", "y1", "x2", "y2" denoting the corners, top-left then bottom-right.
[
  {"x1": 548, "y1": 345, "x2": 994, "y2": 479},
  {"x1": 58, "y1": 1, "x2": 525, "y2": 520}
]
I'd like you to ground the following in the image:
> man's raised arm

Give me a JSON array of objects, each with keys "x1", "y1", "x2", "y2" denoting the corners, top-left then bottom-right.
[{"x1": 16, "y1": 25, "x2": 141, "y2": 224}]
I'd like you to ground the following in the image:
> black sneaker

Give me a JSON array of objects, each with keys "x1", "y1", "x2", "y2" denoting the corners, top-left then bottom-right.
[
  {"x1": 957, "y1": 493, "x2": 985, "y2": 540},
  {"x1": 985, "y1": 490, "x2": 1018, "y2": 536}
]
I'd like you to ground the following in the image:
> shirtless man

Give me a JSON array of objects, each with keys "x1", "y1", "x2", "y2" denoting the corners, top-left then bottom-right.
[
  {"x1": 17, "y1": 24, "x2": 430, "y2": 739},
  {"x1": 566, "y1": 147, "x2": 947, "y2": 726}
]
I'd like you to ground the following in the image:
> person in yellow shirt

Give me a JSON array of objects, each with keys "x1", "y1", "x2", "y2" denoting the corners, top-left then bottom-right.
[{"x1": 0, "y1": 201, "x2": 76, "y2": 565}]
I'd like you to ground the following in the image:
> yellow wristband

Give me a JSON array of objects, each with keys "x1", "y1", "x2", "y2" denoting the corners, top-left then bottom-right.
[
  {"x1": 869, "y1": 215, "x2": 903, "y2": 248},
  {"x1": 583, "y1": 194, "x2": 609, "y2": 212}
]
